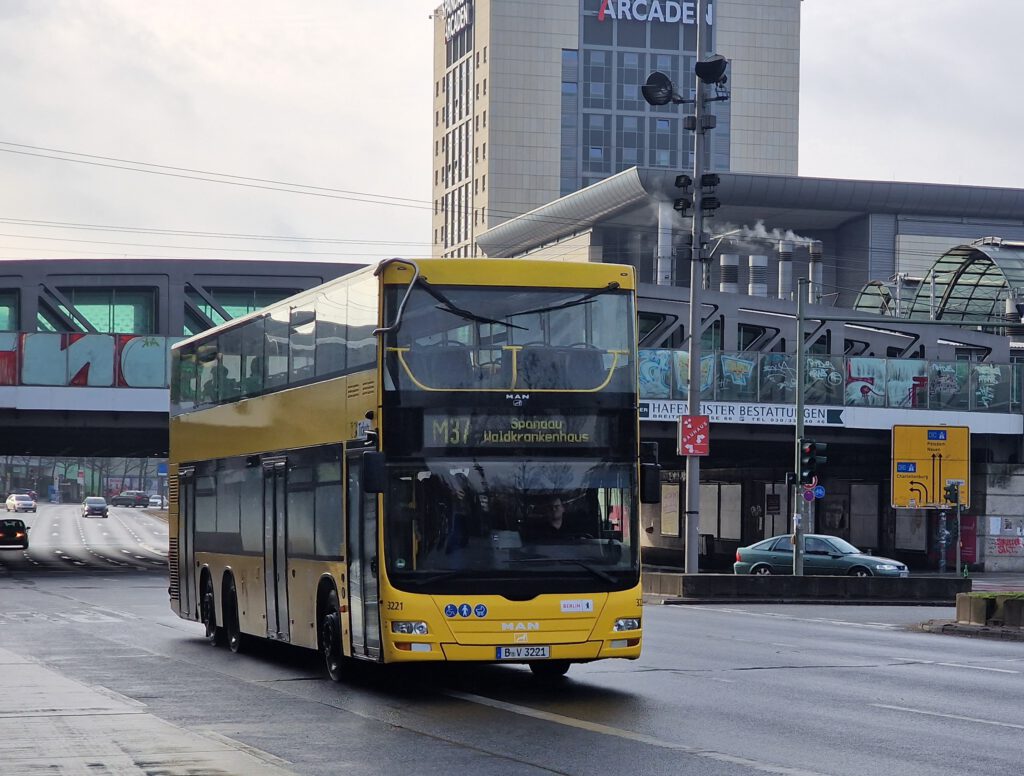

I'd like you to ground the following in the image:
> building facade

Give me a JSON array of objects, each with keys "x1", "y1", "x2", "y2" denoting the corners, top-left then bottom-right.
[{"x1": 431, "y1": 0, "x2": 800, "y2": 257}]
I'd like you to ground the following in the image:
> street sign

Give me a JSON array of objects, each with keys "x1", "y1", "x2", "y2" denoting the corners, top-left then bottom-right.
[
  {"x1": 678, "y1": 415, "x2": 710, "y2": 456},
  {"x1": 891, "y1": 425, "x2": 970, "y2": 509},
  {"x1": 802, "y1": 490, "x2": 815, "y2": 502},
  {"x1": 813, "y1": 485, "x2": 825, "y2": 499}
]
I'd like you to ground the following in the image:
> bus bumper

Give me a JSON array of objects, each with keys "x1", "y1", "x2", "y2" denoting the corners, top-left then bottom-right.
[{"x1": 384, "y1": 638, "x2": 641, "y2": 663}]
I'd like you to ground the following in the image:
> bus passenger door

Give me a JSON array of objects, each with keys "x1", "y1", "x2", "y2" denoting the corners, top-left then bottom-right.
[
  {"x1": 262, "y1": 457, "x2": 290, "y2": 642},
  {"x1": 346, "y1": 447, "x2": 380, "y2": 660},
  {"x1": 178, "y1": 467, "x2": 196, "y2": 620}
]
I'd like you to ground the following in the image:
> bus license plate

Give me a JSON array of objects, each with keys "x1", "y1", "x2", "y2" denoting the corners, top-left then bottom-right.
[{"x1": 496, "y1": 646, "x2": 550, "y2": 660}]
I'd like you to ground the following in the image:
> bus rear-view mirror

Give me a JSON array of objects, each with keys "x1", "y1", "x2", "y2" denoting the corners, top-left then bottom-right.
[
  {"x1": 640, "y1": 463, "x2": 660, "y2": 504},
  {"x1": 363, "y1": 451, "x2": 386, "y2": 494}
]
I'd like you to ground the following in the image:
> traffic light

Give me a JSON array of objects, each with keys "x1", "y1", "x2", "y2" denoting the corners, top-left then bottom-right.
[
  {"x1": 944, "y1": 482, "x2": 960, "y2": 504},
  {"x1": 798, "y1": 438, "x2": 828, "y2": 485},
  {"x1": 699, "y1": 173, "x2": 721, "y2": 215},
  {"x1": 673, "y1": 174, "x2": 693, "y2": 215},
  {"x1": 799, "y1": 438, "x2": 816, "y2": 485}
]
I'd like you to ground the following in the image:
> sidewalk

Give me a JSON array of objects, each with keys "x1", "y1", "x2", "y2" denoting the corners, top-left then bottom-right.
[{"x1": 0, "y1": 645, "x2": 296, "y2": 774}]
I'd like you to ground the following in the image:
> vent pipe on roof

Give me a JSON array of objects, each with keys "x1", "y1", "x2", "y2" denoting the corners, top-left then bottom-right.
[
  {"x1": 656, "y1": 200, "x2": 674, "y2": 286},
  {"x1": 719, "y1": 254, "x2": 739, "y2": 294},
  {"x1": 1005, "y1": 290, "x2": 1024, "y2": 341},
  {"x1": 808, "y1": 240, "x2": 823, "y2": 304},
  {"x1": 777, "y1": 240, "x2": 793, "y2": 301},
  {"x1": 748, "y1": 255, "x2": 768, "y2": 298}
]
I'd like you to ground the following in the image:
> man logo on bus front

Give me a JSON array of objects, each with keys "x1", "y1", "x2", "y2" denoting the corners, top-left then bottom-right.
[{"x1": 506, "y1": 393, "x2": 529, "y2": 406}]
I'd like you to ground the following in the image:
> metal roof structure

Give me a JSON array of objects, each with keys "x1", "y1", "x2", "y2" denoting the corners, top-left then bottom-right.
[
  {"x1": 903, "y1": 238, "x2": 1024, "y2": 323},
  {"x1": 475, "y1": 168, "x2": 1024, "y2": 258}
]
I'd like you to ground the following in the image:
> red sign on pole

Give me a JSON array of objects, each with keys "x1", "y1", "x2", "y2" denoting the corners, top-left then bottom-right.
[{"x1": 678, "y1": 415, "x2": 710, "y2": 456}]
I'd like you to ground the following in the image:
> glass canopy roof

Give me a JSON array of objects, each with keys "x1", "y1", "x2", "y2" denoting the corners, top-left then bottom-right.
[{"x1": 855, "y1": 239, "x2": 1024, "y2": 324}]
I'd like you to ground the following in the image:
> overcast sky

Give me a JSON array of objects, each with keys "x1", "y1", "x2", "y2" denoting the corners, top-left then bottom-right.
[{"x1": 0, "y1": 1, "x2": 1022, "y2": 263}]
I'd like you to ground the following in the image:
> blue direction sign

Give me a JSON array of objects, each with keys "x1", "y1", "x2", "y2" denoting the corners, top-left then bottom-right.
[{"x1": 813, "y1": 485, "x2": 826, "y2": 499}]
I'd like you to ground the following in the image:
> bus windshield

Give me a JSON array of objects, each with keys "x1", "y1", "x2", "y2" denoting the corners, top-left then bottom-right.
[
  {"x1": 384, "y1": 284, "x2": 634, "y2": 392},
  {"x1": 384, "y1": 459, "x2": 636, "y2": 591}
]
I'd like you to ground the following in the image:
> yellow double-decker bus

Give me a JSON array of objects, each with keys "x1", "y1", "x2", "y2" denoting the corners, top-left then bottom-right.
[{"x1": 168, "y1": 258, "x2": 658, "y2": 679}]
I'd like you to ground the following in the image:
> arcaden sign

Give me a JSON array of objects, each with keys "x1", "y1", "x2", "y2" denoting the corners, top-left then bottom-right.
[
  {"x1": 596, "y1": 0, "x2": 712, "y2": 25},
  {"x1": 443, "y1": 0, "x2": 473, "y2": 41}
]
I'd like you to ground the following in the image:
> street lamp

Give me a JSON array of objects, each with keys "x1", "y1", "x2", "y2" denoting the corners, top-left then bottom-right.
[{"x1": 641, "y1": 0, "x2": 729, "y2": 574}]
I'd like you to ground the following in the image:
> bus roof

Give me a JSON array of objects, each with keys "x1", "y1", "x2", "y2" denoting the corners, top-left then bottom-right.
[{"x1": 172, "y1": 258, "x2": 635, "y2": 350}]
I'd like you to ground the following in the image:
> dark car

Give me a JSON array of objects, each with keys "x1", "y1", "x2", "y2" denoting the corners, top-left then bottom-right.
[
  {"x1": 0, "y1": 518, "x2": 30, "y2": 549},
  {"x1": 111, "y1": 490, "x2": 149, "y2": 507},
  {"x1": 734, "y1": 533, "x2": 909, "y2": 577},
  {"x1": 82, "y1": 497, "x2": 109, "y2": 518},
  {"x1": 10, "y1": 487, "x2": 38, "y2": 500}
]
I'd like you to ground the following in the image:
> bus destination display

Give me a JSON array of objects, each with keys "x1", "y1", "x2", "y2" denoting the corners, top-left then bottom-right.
[{"x1": 424, "y1": 412, "x2": 607, "y2": 448}]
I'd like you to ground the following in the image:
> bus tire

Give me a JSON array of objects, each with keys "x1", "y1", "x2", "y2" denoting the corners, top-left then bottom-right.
[
  {"x1": 529, "y1": 660, "x2": 571, "y2": 679},
  {"x1": 201, "y1": 574, "x2": 223, "y2": 646},
  {"x1": 224, "y1": 576, "x2": 244, "y2": 654},
  {"x1": 321, "y1": 589, "x2": 344, "y2": 682}
]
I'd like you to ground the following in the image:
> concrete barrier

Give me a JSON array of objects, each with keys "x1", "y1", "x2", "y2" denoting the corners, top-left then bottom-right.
[
  {"x1": 957, "y1": 593, "x2": 1024, "y2": 627},
  {"x1": 644, "y1": 572, "x2": 970, "y2": 603}
]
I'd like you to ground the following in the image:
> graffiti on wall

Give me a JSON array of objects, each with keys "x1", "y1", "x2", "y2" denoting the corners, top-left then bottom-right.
[{"x1": 0, "y1": 333, "x2": 181, "y2": 388}]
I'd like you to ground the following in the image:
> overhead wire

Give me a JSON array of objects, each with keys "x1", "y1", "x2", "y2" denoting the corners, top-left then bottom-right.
[{"x1": 1, "y1": 140, "x2": 1020, "y2": 273}]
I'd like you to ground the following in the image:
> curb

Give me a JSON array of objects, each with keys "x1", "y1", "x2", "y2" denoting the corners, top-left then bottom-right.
[
  {"x1": 918, "y1": 619, "x2": 1024, "y2": 641},
  {"x1": 646, "y1": 596, "x2": 956, "y2": 606}
]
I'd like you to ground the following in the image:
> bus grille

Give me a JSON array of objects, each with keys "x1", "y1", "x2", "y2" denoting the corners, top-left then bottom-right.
[{"x1": 168, "y1": 537, "x2": 179, "y2": 600}]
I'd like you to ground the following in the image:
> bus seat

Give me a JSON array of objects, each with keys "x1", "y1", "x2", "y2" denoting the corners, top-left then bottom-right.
[
  {"x1": 518, "y1": 346, "x2": 565, "y2": 389},
  {"x1": 518, "y1": 345, "x2": 606, "y2": 390},
  {"x1": 404, "y1": 346, "x2": 475, "y2": 389},
  {"x1": 565, "y1": 348, "x2": 606, "y2": 389}
]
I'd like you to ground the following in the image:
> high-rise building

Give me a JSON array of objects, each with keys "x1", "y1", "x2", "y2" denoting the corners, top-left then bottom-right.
[{"x1": 431, "y1": 0, "x2": 801, "y2": 257}]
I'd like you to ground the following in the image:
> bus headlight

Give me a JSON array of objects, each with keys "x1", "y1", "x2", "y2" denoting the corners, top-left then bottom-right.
[
  {"x1": 613, "y1": 617, "x2": 640, "y2": 632},
  {"x1": 391, "y1": 621, "x2": 429, "y2": 635}
]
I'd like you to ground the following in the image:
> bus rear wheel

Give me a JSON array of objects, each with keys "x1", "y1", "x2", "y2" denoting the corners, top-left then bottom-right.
[
  {"x1": 529, "y1": 660, "x2": 570, "y2": 679},
  {"x1": 201, "y1": 577, "x2": 223, "y2": 646},
  {"x1": 224, "y1": 578, "x2": 244, "y2": 654},
  {"x1": 321, "y1": 589, "x2": 344, "y2": 682}
]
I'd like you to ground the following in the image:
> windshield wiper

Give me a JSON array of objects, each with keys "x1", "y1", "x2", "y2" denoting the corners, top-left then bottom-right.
[
  {"x1": 509, "y1": 557, "x2": 616, "y2": 583},
  {"x1": 417, "y1": 280, "x2": 527, "y2": 330},
  {"x1": 403, "y1": 569, "x2": 473, "y2": 586},
  {"x1": 506, "y1": 281, "x2": 621, "y2": 318}
]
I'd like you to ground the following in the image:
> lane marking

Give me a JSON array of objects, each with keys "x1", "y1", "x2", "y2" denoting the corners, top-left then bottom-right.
[
  {"x1": 872, "y1": 704, "x2": 1024, "y2": 730},
  {"x1": 936, "y1": 662, "x2": 1019, "y2": 674},
  {"x1": 694, "y1": 607, "x2": 899, "y2": 630},
  {"x1": 887, "y1": 658, "x2": 1020, "y2": 674},
  {"x1": 447, "y1": 689, "x2": 830, "y2": 776}
]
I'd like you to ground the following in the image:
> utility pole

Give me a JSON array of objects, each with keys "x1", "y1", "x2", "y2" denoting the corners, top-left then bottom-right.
[
  {"x1": 793, "y1": 278, "x2": 807, "y2": 575},
  {"x1": 682, "y1": 0, "x2": 710, "y2": 576},
  {"x1": 640, "y1": 0, "x2": 728, "y2": 574}
]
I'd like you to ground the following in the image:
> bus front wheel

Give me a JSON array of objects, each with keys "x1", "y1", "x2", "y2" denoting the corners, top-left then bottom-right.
[{"x1": 321, "y1": 589, "x2": 344, "y2": 682}]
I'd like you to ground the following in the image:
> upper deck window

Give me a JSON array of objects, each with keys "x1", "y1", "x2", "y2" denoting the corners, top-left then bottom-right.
[
  {"x1": 171, "y1": 273, "x2": 379, "y2": 416},
  {"x1": 383, "y1": 284, "x2": 634, "y2": 393}
]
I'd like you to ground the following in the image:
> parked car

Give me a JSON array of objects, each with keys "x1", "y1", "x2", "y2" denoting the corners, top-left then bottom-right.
[
  {"x1": 82, "y1": 497, "x2": 109, "y2": 518},
  {"x1": 148, "y1": 494, "x2": 168, "y2": 508},
  {"x1": 0, "y1": 518, "x2": 30, "y2": 549},
  {"x1": 5, "y1": 493, "x2": 37, "y2": 513},
  {"x1": 111, "y1": 490, "x2": 149, "y2": 507},
  {"x1": 10, "y1": 487, "x2": 38, "y2": 500},
  {"x1": 734, "y1": 534, "x2": 909, "y2": 577}
]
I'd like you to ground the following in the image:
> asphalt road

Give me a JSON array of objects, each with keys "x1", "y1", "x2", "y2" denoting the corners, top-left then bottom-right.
[
  {"x1": 1, "y1": 512, "x2": 1022, "y2": 775},
  {"x1": 0, "y1": 501, "x2": 168, "y2": 573}
]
